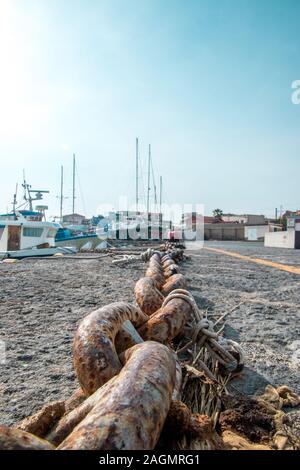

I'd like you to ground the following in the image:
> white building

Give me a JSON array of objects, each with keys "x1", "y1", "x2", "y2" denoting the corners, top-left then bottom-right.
[{"x1": 265, "y1": 217, "x2": 300, "y2": 249}]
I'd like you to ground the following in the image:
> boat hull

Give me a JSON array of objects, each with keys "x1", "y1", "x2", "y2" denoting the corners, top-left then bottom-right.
[
  {"x1": 55, "y1": 234, "x2": 103, "y2": 250},
  {"x1": 0, "y1": 247, "x2": 77, "y2": 260}
]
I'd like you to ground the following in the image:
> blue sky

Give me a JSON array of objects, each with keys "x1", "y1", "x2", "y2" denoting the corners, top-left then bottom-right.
[{"x1": 0, "y1": 0, "x2": 299, "y2": 218}]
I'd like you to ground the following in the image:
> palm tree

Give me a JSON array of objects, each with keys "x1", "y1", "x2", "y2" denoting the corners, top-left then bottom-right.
[{"x1": 213, "y1": 209, "x2": 223, "y2": 221}]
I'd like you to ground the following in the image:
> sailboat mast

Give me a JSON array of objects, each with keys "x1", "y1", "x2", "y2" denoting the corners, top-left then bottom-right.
[
  {"x1": 136, "y1": 138, "x2": 139, "y2": 212},
  {"x1": 147, "y1": 144, "x2": 151, "y2": 214},
  {"x1": 159, "y1": 176, "x2": 162, "y2": 215},
  {"x1": 72, "y1": 154, "x2": 76, "y2": 218},
  {"x1": 150, "y1": 156, "x2": 157, "y2": 211},
  {"x1": 60, "y1": 165, "x2": 64, "y2": 222}
]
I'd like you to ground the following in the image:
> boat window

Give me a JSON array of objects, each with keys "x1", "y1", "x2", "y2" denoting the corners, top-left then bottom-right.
[
  {"x1": 47, "y1": 228, "x2": 57, "y2": 238},
  {"x1": 23, "y1": 227, "x2": 44, "y2": 237}
]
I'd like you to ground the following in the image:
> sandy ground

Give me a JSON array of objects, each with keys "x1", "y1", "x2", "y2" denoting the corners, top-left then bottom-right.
[{"x1": 0, "y1": 242, "x2": 300, "y2": 426}]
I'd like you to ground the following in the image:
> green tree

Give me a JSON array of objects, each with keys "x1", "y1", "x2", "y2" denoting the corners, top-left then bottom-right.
[{"x1": 213, "y1": 209, "x2": 223, "y2": 220}]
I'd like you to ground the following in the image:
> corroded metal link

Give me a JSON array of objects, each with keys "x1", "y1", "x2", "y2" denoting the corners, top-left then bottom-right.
[
  {"x1": 135, "y1": 277, "x2": 164, "y2": 316},
  {"x1": 164, "y1": 264, "x2": 180, "y2": 279},
  {"x1": 48, "y1": 357, "x2": 182, "y2": 447},
  {"x1": 138, "y1": 298, "x2": 194, "y2": 343},
  {"x1": 162, "y1": 259, "x2": 175, "y2": 269},
  {"x1": 59, "y1": 342, "x2": 176, "y2": 450},
  {"x1": 73, "y1": 302, "x2": 148, "y2": 396},
  {"x1": 145, "y1": 266, "x2": 165, "y2": 290},
  {"x1": 161, "y1": 254, "x2": 173, "y2": 263},
  {"x1": 149, "y1": 254, "x2": 163, "y2": 268},
  {"x1": 161, "y1": 274, "x2": 187, "y2": 296},
  {"x1": 148, "y1": 262, "x2": 163, "y2": 274},
  {"x1": 162, "y1": 290, "x2": 201, "y2": 327},
  {"x1": 145, "y1": 251, "x2": 182, "y2": 291},
  {"x1": 150, "y1": 252, "x2": 162, "y2": 264},
  {"x1": 0, "y1": 425, "x2": 54, "y2": 450},
  {"x1": 47, "y1": 377, "x2": 119, "y2": 446}
]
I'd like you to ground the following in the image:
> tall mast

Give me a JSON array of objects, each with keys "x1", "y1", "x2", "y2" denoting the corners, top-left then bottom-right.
[
  {"x1": 60, "y1": 165, "x2": 64, "y2": 222},
  {"x1": 150, "y1": 154, "x2": 157, "y2": 211},
  {"x1": 147, "y1": 144, "x2": 151, "y2": 214},
  {"x1": 72, "y1": 154, "x2": 76, "y2": 217},
  {"x1": 159, "y1": 176, "x2": 162, "y2": 215},
  {"x1": 136, "y1": 138, "x2": 139, "y2": 212}
]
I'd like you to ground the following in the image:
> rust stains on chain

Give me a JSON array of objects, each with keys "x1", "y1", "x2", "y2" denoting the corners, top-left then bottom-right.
[
  {"x1": 73, "y1": 302, "x2": 148, "y2": 396},
  {"x1": 59, "y1": 342, "x2": 176, "y2": 450}
]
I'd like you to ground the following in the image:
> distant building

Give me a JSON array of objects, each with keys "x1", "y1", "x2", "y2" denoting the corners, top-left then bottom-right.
[
  {"x1": 265, "y1": 216, "x2": 300, "y2": 249},
  {"x1": 222, "y1": 214, "x2": 266, "y2": 225},
  {"x1": 62, "y1": 213, "x2": 87, "y2": 225},
  {"x1": 182, "y1": 213, "x2": 221, "y2": 228},
  {"x1": 181, "y1": 212, "x2": 270, "y2": 241},
  {"x1": 204, "y1": 216, "x2": 219, "y2": 224},
  {"x1": 182, "y1": 212, "x2": 266, "y2": 229},
  {"x1": 90, "y1": 215, "x2": 104, "y2": 226},
  {"x1": 282, "y1": 210, "x2": 300, "y2": 219},
  {"x1": 204, "y1": 223, "x2": 270, "y2": 242},
  {"x1": 100, "y1": 211, "x2": 172, "y2": 241}
]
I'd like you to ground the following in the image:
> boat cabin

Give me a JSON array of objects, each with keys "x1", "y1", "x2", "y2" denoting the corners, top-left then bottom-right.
[{"x1": 0, "y1": 213, "x2": 60, "y2": 252}]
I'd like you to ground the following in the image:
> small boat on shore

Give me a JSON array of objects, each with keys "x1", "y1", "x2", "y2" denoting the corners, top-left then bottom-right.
[
  {"x1": 0, "y1": 177, "x2": 79, "y2": 259},
  {"x1": 0, "y1": 210, "x2": 74, "y2": 259},
  {"x1": 0, "y1": 246, "x2": 77, "y2": 260},
  {"x1": 1, "y1": 172, "x2": 105, "y2": 257},
  {"x1": 55, "y1": 227, "x2": 101, "y2": 250}
]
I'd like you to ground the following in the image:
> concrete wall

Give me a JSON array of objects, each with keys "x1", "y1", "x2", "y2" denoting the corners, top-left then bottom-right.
[
  {"x1": 245, "y1": 225, "x2": 268, "y2": 241},
  {"x1": 205, "y1": 224, "x2": 245, "y2": 241},
  {"x1": 264, "y1": 230, "x2": 295, "y2": 249},
  {"x1": 205, "y1": 223, "x2": 269, "y2": 241}
]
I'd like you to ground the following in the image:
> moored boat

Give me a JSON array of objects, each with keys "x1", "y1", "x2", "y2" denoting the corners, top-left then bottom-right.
[
  {"x1": 55, "y1": 227, "x2": 100, "y2": 250},
  {"x1": 0, "y1": 210, "x2": 64, "y2": 258}
]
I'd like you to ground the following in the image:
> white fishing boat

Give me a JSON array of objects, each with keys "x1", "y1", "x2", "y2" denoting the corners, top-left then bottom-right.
[
  {"x1": 0, "y1": 176, "x2": 76, "y2": 259},
  {"x1": 0, "y1": 210, "x2": 75, "y2": 259}
]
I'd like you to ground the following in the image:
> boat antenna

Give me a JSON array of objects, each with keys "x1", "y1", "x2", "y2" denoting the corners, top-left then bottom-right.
[
  {"x1": 22, "y1": 170, "x2": 33, "y2": 210},
  {"x1": 12, "y1": 183, "x2": 18, "y2": 213}
]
